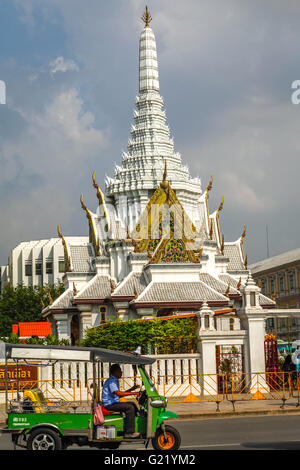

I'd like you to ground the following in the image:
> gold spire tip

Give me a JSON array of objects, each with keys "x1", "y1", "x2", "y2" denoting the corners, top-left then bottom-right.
[{"x1": 142, "y1": 6, "x2": 152, "y2": 27}]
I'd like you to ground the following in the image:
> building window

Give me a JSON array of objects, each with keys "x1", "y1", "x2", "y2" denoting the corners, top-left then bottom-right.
[
  {"x1": 267, "y1": 318, "x2": 274, "y2": 328},
  {"x1": 58, "y1": 260, "x2": 65, "y2": 273},
  {"x1": 281, "y1": 318, "x2": 286, "y2": 328},
  {"x1": 46, "y1": 262, "x2": 53, "y2": 274},
  {"x1": 279, "y1": 276, "x2": 284, "y2": 293},
  {"x1": 35, "y1": 262, "x2": 42, "y2": 275},
  {"x1": 99, "y1": 306, "x2": 107, "y2": 324},
  {"x1": 289, "y1": 273, "x2": 295, "y2": 292},
  {"x1": 229, "y1": 318, "x2": 235, "y2": 331},
  {"x1": 250, "y1": 292, "x2": 256, "y2": 306},
  {"x1": 270, "y1": 278, "x2": 275, "y2": 294},
  {"x1": 292, "y1": 317, "x2": 297, "y2": 328},
  {"x1": 261, "y1": 280, "x2": 266, "y2": 295},
  {"x1": 25, "y1": 264, "x2": 32, "y2": 276}
]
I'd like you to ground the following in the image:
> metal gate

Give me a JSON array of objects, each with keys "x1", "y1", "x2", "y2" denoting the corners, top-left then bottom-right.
[{"x1": 216, "y1": 345, "x2": 245, "y2": 394}]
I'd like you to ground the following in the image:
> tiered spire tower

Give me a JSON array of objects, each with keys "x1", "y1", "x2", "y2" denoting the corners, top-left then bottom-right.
[{"x1": 105, "y1": 7, "x2": 202, "y2": 230}]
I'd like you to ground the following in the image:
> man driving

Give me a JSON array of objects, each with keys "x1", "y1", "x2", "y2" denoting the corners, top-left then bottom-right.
[{"x1": 102, "y1": 364, "x2": 140, "y2": 438}]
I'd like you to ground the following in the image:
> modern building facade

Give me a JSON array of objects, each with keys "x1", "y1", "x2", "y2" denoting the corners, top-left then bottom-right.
[
  {"x1": 0, "y1": 237, "x2": 89, "y2": 291},
  {"x1": 250, "y1": 249, "x2": 300, "y2": 343}
]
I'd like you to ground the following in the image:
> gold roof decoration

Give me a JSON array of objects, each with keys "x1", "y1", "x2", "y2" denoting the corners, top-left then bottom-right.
[
  {"x1": 206, "y1": 174, "x2": 213, "y2": 193},
  {"x1": 205, "y1": 174, "x2": 213, "y2": 236},
  {"x1": 110, "y1": 279, "x2": 116, "y2": 293},
  {"x1": 73, "y1": 283, "x2": 78, "y2": 296},
  {"x1": 80, "y1": 194, "x2": 101, "y2": 257},
  {"x1": 225, "y1": 283, "x2": 230, "y2": 297},
  {"x1": 214, "y1": 195, "x2": 224, "y2": 250},
  {"x1": 218, "y1": 196, "x2": 224, "y2": 213},
  {"x1": 131, "y1": 177, "x2": 202, "y2": 264},
  {"x1": 92, "y1": 171, "x2": 109, "y2": 233},
  {"x1": 160, "y1": 159, "x2": 168, "y2": 190},
  {"x1": 221, "y1": 234, "x2": 225, "y2": 255},
  {"x1": 240, "y1": 225, "x2": 247, "y2": 267},
  {"x1": 57, "y1": 225, "x2": 72, "y2": 272},
  {"x1": 241, "y1": 225, "x2": 246, "y2": 240},
  {"x1": 48, "y1": 292, "x2": 53, "y2": 305},
  {"x1": 237, "y1": 277, "x2": 242, "y2": 291},
  {"x1": 141, "y1": 6, "x2": 152, "y2": 27}
]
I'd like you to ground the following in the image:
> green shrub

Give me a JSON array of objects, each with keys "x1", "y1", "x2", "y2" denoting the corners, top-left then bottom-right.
[{"x1": 81, "y1": 316, "x2": 198, "y2": 354}]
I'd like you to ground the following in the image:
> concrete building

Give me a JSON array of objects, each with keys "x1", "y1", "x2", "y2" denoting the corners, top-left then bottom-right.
[
  {"x1": 250, "y1": 248, "x2": 300, "y2": 343},
  {"x1": 0, "y1": 237, "x2": 89, "y2": 291}
]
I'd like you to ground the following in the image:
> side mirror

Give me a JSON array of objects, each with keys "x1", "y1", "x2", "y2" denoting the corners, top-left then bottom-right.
[{"x1": 150, "y1": 399, "x2": 165, "y2": 408}]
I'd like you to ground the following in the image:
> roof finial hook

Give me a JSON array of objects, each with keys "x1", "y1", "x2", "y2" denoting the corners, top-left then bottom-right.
[{"x1": 142, "y1": 6, "x2": 152, "y2": 27}]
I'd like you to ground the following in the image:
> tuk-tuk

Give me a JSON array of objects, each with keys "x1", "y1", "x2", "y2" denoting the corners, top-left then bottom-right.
[{"x1": 0, "y1": 342, "x2": 181, "y2": 450}]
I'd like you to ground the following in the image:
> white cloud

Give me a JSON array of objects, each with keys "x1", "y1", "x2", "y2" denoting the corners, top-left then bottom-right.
[{"x1": 49, "y1": 56, "x2": 79, "y2": 75}]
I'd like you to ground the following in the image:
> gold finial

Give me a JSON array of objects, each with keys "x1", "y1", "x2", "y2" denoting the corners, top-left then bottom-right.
[
  {"x1": 209, "y1": 220, "x2": 213, "y2": 239},
  {"x1": 244, "y1": 254, "x2": 248, "y2": 269},
  {"x1": 142, "y1": 6, "x2": 152, "y2": 27},
  {"x1": 241, "y1": 225, "x2": 246, "y2": 239},
  {"x1": 110, "y1": 279, "x2": 116, "y2": 292},
  {"x1": 160, "y1": 159, "x2": 168, "y2": 189},
  {"x1": 237, "y1": 277, "x2": 242, "y2": 291},
  {"x1": 221, "y1": 234, "x2": 225, "y2": 254},
  {"x1": 48, "y1": 292, "x2": 53, "y2": 305},
  {"x1": 92, "y1": 171, "x2": 105, "y2": 205},
  {"x1": 73, "y1": 282, "x2": 77, "y2": 296},
  {"x1": 206, "y1": 174, "x2": 213, "y2": 192},
  {"x1": 80, "y1": 194, "x2": 87, "y2": 211},
  {"x1": 225, "y1": 283, "x2": 230, "y2": 297},
  {"x1": 218, "y1": 196, "x2": 224, "y2": 212}
]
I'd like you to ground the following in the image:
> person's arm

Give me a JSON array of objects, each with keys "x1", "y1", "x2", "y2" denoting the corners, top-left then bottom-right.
[
  {"x1": 109, "y1": 379, "x2": 139, "y2": 398},
  {"x1": 114, "y1": 390, "x2": 139, "y2": 398}
]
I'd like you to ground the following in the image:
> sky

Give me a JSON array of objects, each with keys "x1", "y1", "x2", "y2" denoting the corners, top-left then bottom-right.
[{"x1": 0, "y1": 0, "x2": 300, "y2": 267}]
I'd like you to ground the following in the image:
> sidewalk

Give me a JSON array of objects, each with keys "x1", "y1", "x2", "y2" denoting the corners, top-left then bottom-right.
[{"x1": 2, "y1": 398, "x2": 300, "y2": 426}]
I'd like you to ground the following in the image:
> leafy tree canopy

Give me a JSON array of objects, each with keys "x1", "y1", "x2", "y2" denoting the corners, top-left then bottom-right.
[{"x1": 0, "y1": 284, "x2": 65, "y2": 337}]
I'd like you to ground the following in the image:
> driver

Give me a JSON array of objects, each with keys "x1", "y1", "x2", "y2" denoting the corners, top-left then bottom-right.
[{"x1": 102, "y1": 364, "x2": 140, "y2": 438}]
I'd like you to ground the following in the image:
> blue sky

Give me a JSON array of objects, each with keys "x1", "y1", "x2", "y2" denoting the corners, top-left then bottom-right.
[{"x1": 0, "y1": 0, "x2": 300, "y2": 267}]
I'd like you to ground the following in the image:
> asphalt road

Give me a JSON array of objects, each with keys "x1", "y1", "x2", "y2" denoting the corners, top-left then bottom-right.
[{"x1": 1, "y1": 415, "x2": 300, "y2": 450}]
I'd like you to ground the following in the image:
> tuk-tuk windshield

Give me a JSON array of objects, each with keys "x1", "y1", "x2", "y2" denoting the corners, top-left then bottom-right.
[{"x1": 138, "y1": 365, "x2": 159, "y2": 396}]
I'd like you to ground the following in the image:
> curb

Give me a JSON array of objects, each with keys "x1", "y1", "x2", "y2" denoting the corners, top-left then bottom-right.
[
  {"x1": 173, "y1": 408, "x2": 300, "y2": 420},
  {"x1": 2, "y1": 407, "x2": 300, "y2": 427}
]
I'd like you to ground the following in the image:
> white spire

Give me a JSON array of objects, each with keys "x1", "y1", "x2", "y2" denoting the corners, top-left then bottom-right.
[
  {"x1": 139, "y1": 26, "x2": 160, "y2": 94},
  {"x1": 104, "y1": 8, "x2": 202, "y2": 228}
]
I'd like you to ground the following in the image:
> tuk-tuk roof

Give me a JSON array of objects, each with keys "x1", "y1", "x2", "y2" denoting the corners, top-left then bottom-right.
[{"x1": 1, "y1": 342, "x2": 155, "y2": 365}]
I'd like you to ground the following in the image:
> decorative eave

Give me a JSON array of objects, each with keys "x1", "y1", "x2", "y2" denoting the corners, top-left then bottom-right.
[
  {"x1": 132, "y1": 300, "x2": 229, "y2": 309},
  {"x1": 80, "y1": 194, "x2": 101, "y2": 256},
  {"x1": 131, "y1": 165, "x2": 201, "y2": 263}
]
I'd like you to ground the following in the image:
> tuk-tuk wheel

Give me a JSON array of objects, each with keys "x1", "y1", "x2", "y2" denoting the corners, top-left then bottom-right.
[
  {"x1": 152, "y1": 425, "x2": 181, "y2": 451},
  {"x1": 27, "y1": 427, "x2": 62, "y2": 451}
]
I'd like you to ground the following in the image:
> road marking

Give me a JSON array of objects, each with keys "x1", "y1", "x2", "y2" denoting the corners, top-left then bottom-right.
[{"x1": 181, "y1": 443, "x2": 241, "y2": 449}]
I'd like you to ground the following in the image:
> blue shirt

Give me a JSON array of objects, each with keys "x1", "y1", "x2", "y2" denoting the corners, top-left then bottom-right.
[{"x1": 102, "y1": 376, "x2": 120, "y2": 406}]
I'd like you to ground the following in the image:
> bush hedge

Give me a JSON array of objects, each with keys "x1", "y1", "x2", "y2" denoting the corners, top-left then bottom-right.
[{"x1": 81, "y1": 316, "x2": 198, "y2": 354}]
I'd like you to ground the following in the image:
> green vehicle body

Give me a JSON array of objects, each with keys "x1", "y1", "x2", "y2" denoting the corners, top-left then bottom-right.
[{"x1": 4, "y1": 363, "x2": 179, "y2": 449}]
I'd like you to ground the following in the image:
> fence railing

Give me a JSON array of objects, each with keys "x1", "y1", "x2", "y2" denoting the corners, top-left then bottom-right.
[{"x1": 4, "y1": 372, "x2": 300, "y2": 410}]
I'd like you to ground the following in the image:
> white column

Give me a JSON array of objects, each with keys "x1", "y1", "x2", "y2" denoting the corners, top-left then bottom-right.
[
  {"x1": 80, "y1": 312, "x2": 93, "y2": 339},
  {"x1": 53, "y1": 314, "x2": 70, "y2": 341}
]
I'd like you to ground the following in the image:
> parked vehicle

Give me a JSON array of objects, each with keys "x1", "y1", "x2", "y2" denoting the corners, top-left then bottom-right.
[{"x1": 0, "y1": 342, "x2": 181, "y2": 450}]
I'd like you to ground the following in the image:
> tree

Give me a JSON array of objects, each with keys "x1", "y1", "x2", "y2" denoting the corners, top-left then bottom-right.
[{"x1": 0, "y1": 284, "x2": 65, "y2": 337}]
